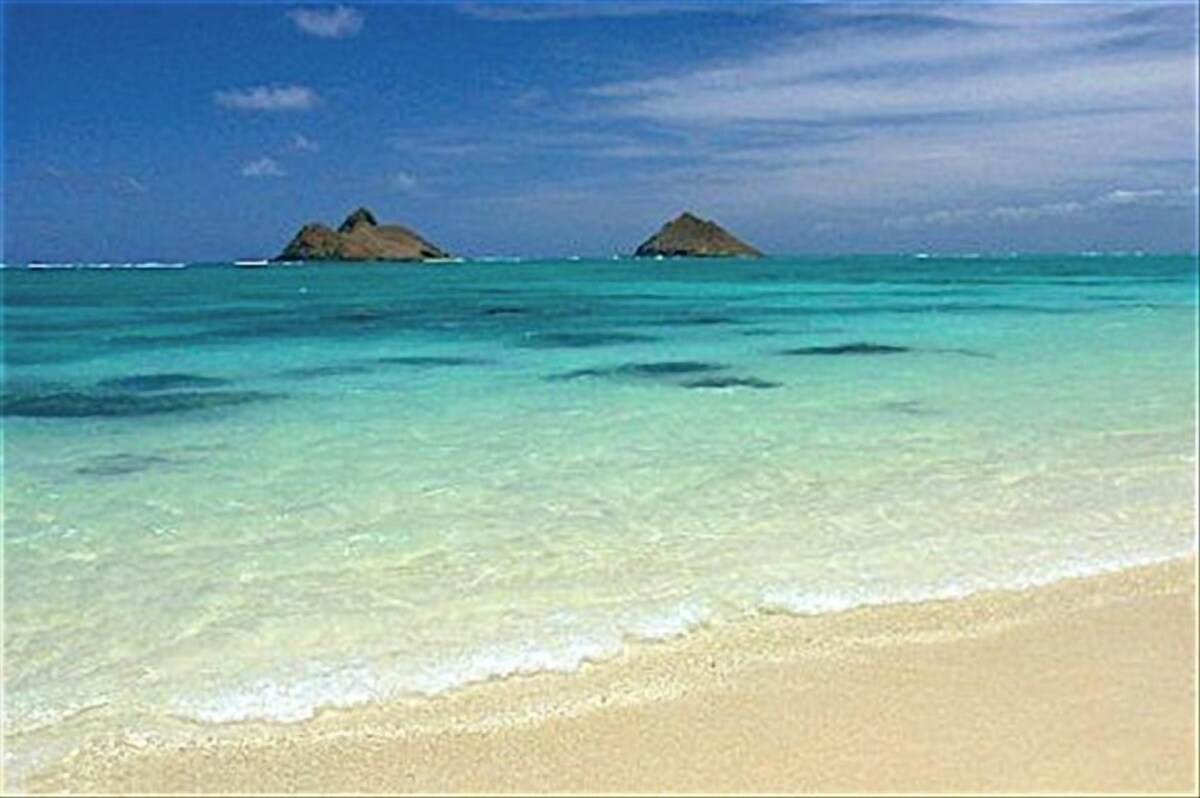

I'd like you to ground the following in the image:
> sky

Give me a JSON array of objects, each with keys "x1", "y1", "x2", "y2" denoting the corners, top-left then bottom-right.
[{"x1": 3, "y1": 1, "x2": 1198, "y2": 261}]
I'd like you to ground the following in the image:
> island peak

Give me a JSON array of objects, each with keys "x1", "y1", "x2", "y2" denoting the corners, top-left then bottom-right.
[
  {"x1": 275, "y1": 207, "x2": 448, "y2": 262},
  {"x1": 634, "y1": 212, "x2": 763, "y2": 258},
  {"x1": 338, "y1": 207, "x2": 379, "y2": 233}
]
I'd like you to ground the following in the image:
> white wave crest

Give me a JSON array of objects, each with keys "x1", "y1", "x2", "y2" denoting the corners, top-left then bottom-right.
[
  {"x1": 166, "y1": 547, "x2": 1193, "y2": 727},
  {"x1": 406, "y1": 635, "x2": 622, "y2": 696},
  {"x1": 172, "y1": 662, "x2": 383, "y2": 724}
]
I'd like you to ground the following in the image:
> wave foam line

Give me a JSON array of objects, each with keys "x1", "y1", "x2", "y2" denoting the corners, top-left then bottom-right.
[{"x1": 167, "y1": 546, "x2": 1193, "y2": 727}]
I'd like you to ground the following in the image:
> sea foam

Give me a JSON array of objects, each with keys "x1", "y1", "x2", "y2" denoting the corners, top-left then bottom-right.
[
  {"x1": 164, "y1": 542, "x2": 1197, "y2": 728},
  {"x1": 5, "y1": 253, "x2": 1194, "y2": 774}
]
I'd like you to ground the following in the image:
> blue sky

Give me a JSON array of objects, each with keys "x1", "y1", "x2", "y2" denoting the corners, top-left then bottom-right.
[{"x1": 3, "y1": 1, "x2": 1197, "y2": 260}]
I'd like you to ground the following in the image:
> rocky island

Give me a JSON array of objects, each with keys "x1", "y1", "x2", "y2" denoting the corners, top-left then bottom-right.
[
  {"x1": 274, "y1": 207, "x2": 449, "y2": 262},
  {"x1": 634, "y1": 212, "x2": 763, "y2": 258}
]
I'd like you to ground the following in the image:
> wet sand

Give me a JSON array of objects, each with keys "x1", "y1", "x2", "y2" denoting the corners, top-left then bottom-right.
[{"x1": 27, "y1": 557, "x2": 1197, "y2": 794}]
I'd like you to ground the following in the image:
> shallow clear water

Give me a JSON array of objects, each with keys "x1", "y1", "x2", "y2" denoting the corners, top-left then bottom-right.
[{"x1": 3, "y1": 254, "x2": 1197, "y2": 777}]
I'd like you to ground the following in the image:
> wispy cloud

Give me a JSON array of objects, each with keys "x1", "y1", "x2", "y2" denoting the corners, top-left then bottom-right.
[
  {"x1": 291, "y1": 132, "x2": 320, "y2": 152},
  {"x1": 214, "y1": 84, "x2": 321, "y2": 112},
  {"x1": 111, "y1": 175, "x2": 148, "y2": 196},
  {"x1": 386, "y1": 126, "x2": 683, "y2": 164},
  {"x1": 287, "y1": 5, "x2": 364, "y2": 39},
  {"x1": 883, "y1": 185, "x2": 1198, "y2": 229},
  {"x1": 39, "y1": 166, "x2": 149, "y2": 197},
  {"x1": 511, "y1": 87, "x2": 547, "y2": 109},
  {"x1": 387, "y1": 133, "x2": 506, "y2": 160},
  {"x1": 389, "y1": 170, "x2": 418, "y2": 192},
  {"x1": 456, "y1": 2, "x2": 748, "y2": 23},
  {"x1": 240, "y1": 157, "x2": 286, "y2": 178},
  {"x1": 576, "y1": 3, "x2": 1196, "y2": 214},
  {"x1": 592, "y1": 5, "x2": 1192, "y2": 123}
]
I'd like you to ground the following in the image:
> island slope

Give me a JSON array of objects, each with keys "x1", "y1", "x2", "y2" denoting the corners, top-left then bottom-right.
[
  {"x1": 634, "y1": 212, "x2": 763, "y2": 258},
  {"x1": 274, "y1": 207, "x2": 449, "y2": 262}
]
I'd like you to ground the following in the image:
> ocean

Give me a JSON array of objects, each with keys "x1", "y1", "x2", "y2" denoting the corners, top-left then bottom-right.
[{"x1": 3, "y1": 254, "x2": 1196, "y2": 782}]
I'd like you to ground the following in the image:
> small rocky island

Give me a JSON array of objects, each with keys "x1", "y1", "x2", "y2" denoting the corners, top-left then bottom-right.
[
  {"x1": 634, "y1": 212, "x2": 763, "y2": 258},
  {"x1": 274, "y1": 207, "x2": 449, "y2": 262}
]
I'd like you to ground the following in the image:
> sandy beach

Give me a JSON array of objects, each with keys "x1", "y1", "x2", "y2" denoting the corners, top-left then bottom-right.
[
  {"x1": 6, "y1": 3, "x2": 1197, "y2": 795},
  {"x1": 25, "y1": 556, "x2": 1196, "y2": 795}
]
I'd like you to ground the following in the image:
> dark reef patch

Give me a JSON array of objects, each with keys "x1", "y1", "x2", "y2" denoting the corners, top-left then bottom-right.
[
  {"x1": 749, "y1": 302, "x2": 1091, "y2": 317},
  {"x1": 95, "y1": 373, "x2": 232, "y2": 392},
  {"x1": 3, "y1": 388, "x2": 279, "y2": 418},
  {"x1": 552, "y1": 361, "x2": 727, "y2": 381},
  {"x1": 614, "y1": 361, "x2": 725, "y2": 377},
  {"x1": 481, "y1": 306, "x2": 529, "y2": 317},
  {"x1": 3, "y1": 346, "x2": 80, "y2": 366},
  {"x1": 781, "y1": 342, "x2": 911, "y2": 356},
  {"x1": 681, "y1": 376, "x2": 782, "y2": 390},
  {"x1": 75, "y1": 453, "x2": 175, "y2": 476},
  {"x1": 596, "y1": 292, "x2": 679, "y2": 302},
  {"x1": 107, "y1": 331, "x2": 218, "y2": 348},
  {"x1": 276, "y1": 364, "x2": 374, "y2": 379},
  {"x1": 375, "y1": 356, "x2": 491, "y2": 367},
  {"x1": 518, "y1": 331, "x2": 660, "y2": 349},
  {"x1": 878, "y1": 399, "x2": 939, "y2": 416},
  {"x1": 663, "y1": 315, "x2": 740, "y2": 327},
  {"x1": 332, "y1": 308, "x2": 389, "y2": 323},
  {"x1": 930, "y1": 347, "x2": 997, "y2": 360}
]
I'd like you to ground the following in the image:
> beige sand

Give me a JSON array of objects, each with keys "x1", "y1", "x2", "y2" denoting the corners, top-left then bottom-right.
[{"x1": 27, "y1": 557, "x2": 1197, "y2": 794}]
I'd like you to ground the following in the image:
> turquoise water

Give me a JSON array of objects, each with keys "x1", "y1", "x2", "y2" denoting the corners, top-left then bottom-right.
[{"x1": 3, "y1": 254, "x2": 1197, "y2": 779}]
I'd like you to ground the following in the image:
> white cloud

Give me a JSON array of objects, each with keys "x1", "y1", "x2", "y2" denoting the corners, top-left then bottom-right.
[
  {"x1": 241, "y1": 157, "x2": 286, "y2": 178},
  {"x1": 1096, "y1": 188, "x2": 1167, "y2": 206},
  {"x1": 576, "y1": 3, "x2": 1196, "y2": 214},
  {"x1": 592, "y1": 6, "x2": 1192, "y2": 125},
  {"x1": 287, "y1": 6, "x2": 363, "y2": 38},
  {"x1": 883, "y1": 186, "x2": 1197, "y2": 229},
  {"x1": 388, "y1": 135, "x2": 499, "y2": 159},
  {"x1": 511, "y1": 87, "x2": 547, "y2": 109},
  {"x1": 389, "y1": 171, "x2": 418, "y2": 191},
  {"x1": 291, "y1": 133, "x2": 320, "y2": 152},
  {"x1": 456, "y1": 2, "x2": 746, "y2": 22},
  {"x1": 215, "y1": 85, "x2": 320, "y2": 112},
  {"x1": 112, "y1": 176, "x2": 148, "y2": 195},
  {"x1": 41, "y1": 167, "x2": 150, "y2": 196}
]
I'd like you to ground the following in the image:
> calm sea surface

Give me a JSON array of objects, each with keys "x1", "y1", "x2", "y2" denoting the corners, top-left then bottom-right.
[{"x1": 3, "y1": 254, "x2": 1197, "y2": 780}]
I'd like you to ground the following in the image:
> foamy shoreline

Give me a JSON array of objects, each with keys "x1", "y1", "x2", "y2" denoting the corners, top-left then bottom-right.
[{"x1": 23, "y1": 555, "x2": 1197, "y2": 794}]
